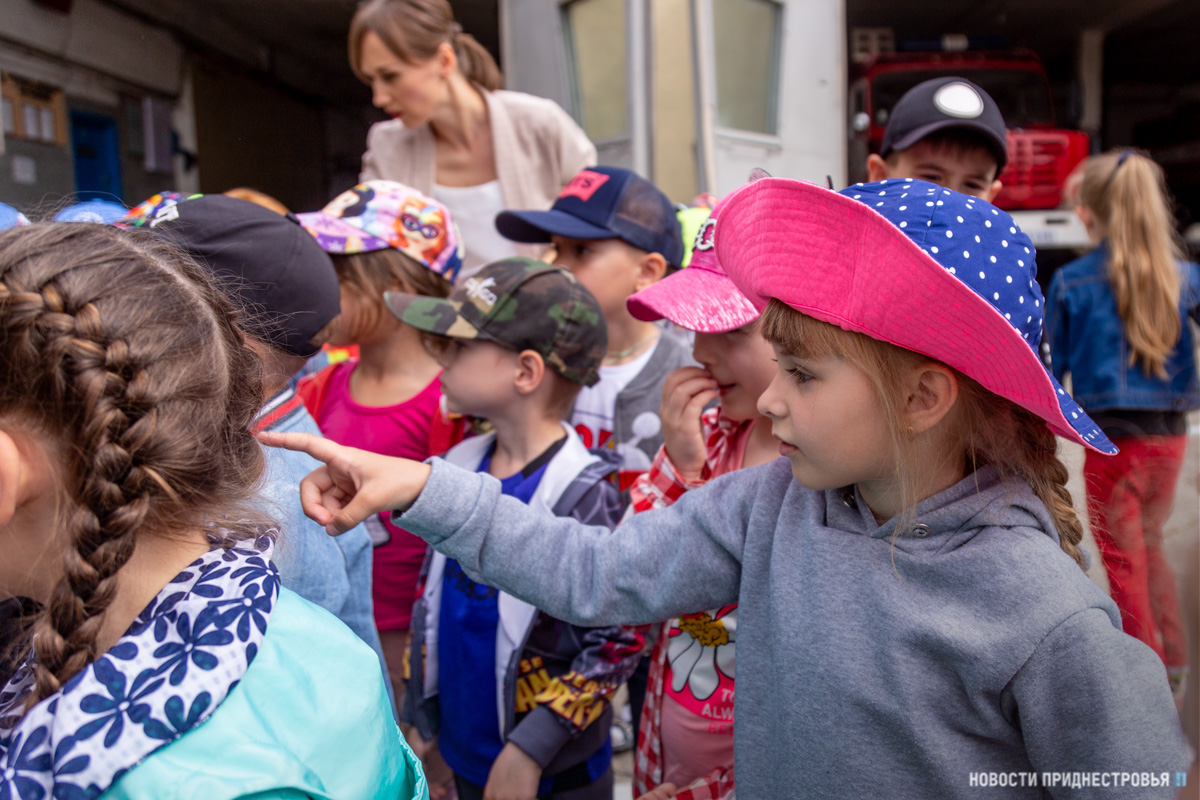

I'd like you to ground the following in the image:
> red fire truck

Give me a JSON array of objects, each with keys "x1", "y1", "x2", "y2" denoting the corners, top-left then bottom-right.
[{"x1": 849, "y1": 48, "x2": 1091, "y2": 248}]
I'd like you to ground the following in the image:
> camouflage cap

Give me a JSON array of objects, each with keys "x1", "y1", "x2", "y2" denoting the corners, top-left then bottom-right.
[{"x1": 384, "y1": 257, "x2": 607, "y2": 386}]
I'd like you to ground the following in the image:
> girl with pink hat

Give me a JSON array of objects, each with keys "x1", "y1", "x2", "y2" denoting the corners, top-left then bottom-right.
[
  {"x1": 264, "y1": 178, "x2": 1187, "y2": 798},
  {"x1": 623, "y1": 196, "x2": 774, "y2": 800}
]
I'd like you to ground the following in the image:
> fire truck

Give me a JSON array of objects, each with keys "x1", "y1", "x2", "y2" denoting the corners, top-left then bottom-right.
[{"x1": 849, "y1": 47, "x2": 1091, "y2": 249}]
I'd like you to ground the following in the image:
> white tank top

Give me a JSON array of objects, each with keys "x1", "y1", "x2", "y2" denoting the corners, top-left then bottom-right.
[{"x1": 433, "y1": 181, "x2": 521, "y2": 282}]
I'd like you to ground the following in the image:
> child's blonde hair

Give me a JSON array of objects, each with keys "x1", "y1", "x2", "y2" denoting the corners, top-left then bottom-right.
[
  {"x1": 760, "y1": 300, "x2": 1085, "y2": 567},
  {"x1": 0, "y1": 224, "x2": 268, "y2": 707},
  {"x1": 1078, "y1": 149, "x2": 1183, "y2": 378},
  {"x1": 331, "y1": 249, "x2": 453, "y2": 341}
]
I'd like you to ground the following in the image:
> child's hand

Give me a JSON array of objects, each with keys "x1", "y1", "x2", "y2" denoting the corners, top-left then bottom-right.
[
  {"x1": 659, "y1": 366, "x2": 719, "y2": 482},
  {"x1": 400, "y1": 724, "x2": 433, "y2": 761},
  {"x1": 483, "y1": 742, "x2": 541, "y2": 800},
  {"x1": 637, "y1": 783, "x2": 678, "y2": 800},
  {"x1": 257, "y1": 431, "x2": 432, "y2": 535}
]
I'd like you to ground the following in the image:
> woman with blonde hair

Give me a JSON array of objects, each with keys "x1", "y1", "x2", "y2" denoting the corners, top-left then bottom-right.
[
  {"x1": 350, "y1": 0, "x2": 596, "y2": 281},
  {"x1": 1046, "y1": 148, "x2": 1200, "y2": 686}
]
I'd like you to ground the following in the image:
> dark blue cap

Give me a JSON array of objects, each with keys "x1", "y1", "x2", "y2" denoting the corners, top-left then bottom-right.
[
  {"x1": 144, "y1": 194, "x2": 341, "y2": 358},
  {"x1": 880, "y1": 77, "x2": 1008, "y2": 171},
  {"x1": 495, "y1": 166, "x2": 685, "y2": 268}
]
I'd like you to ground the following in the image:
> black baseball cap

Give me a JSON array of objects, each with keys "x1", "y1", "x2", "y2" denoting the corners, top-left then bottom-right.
[
  {"x1": 141, "y1": 194, "x2": 340, "y2": 357},
  {"x1": 495, "y1": 166, "x2": 685, "y2": 268},
  {"x1": 880, "y1": 77, "x2": 1008, "y2": 172}
]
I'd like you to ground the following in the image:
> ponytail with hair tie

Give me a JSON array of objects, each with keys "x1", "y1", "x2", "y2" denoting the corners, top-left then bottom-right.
[{"x1": 1079, "y1": 148, "x2": 1183, "y2": 378}]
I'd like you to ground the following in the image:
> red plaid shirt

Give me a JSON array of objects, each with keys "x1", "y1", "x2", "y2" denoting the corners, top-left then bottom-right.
[{"x1": 629, "y1": 409, "x2": 752, "y2": 800}]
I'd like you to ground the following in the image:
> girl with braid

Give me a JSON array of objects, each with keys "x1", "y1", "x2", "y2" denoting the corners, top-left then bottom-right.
[
  {"x1": 0, "y1": 224, "x2": 426, "y2": 800},
  {"x1": 266, "y1": 179, "x2": 1186, "y2": 798}
]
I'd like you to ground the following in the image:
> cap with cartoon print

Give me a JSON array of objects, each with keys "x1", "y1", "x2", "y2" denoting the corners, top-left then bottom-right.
[
  {"x1": 384, "y1": 256, "x2": 607, "y2": 386},
  {"x1": 296, "y1": 180, "x2": 465, "y2": 282}
]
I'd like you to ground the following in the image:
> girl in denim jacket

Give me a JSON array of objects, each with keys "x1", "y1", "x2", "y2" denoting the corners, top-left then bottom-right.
[{"x1": 1046, "y1": 149, "x2": 1200, "y2": 684}]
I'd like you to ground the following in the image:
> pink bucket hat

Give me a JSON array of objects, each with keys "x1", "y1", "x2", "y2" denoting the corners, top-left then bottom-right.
[
  {"x1": 715, "y1": 177, "x2": 1117, "y2": 455},
  {"x1": 626, "y1": 197, "x2": 760, "y2": 333},
  {"x1": 297, "y1": 180, "x2": 464, "y2": 282}
]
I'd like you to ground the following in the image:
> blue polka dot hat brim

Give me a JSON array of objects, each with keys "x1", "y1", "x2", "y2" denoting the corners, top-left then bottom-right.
[{"x1": 714, "y1": 177, "x2": 1118, "y2": 455}]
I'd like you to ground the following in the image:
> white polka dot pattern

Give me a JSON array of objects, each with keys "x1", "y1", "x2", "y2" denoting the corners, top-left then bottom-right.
[{"x1": 837, "y1": 179, "x2": 1117, "y2": 454}]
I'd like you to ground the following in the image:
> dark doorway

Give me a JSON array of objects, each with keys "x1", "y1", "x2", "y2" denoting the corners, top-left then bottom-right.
[{"x1": 70, "y1": 110, "x2": 124, "y2": 202}]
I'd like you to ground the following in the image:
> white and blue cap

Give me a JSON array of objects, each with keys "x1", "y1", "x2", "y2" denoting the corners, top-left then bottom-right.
[{"x1": 715, "y1": 177, "x2": 1117, "y2": 455}]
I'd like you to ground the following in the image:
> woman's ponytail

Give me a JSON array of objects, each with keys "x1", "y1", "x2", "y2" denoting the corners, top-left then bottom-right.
[
  {"x1": 450, "y1": 29, "x2": 503, "y2": 91},
  {"x1": 350, "y1": 0, "x2": 503, "y2": 91},
  {"x1": 1079, "y1": 149, "x2": 1183, "y2": 378}
]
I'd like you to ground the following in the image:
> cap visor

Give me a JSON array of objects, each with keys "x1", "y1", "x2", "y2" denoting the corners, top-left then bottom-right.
[
  {"x1": 717, "y1": 178, "x2": 1113, "y2": 454},
  {"x1": 383, "y1": 292, "x2": 482, "y2": 339},
  {"x1": 888, "y1": 120, "x2": 1008, "y2": 171},
  {"x1": 495, "y1": 209, "x2": 618, "y2": 244},
  {"x1": 296, "y1": 211, "x2": 391, "y2": 254},
  {"x1": 627, "y1": 267, "x2": 760, "y2": 332}
]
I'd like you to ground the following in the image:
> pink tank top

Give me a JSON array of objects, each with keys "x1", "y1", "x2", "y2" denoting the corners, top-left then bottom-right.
[{"x1": 317, "y1": 361, "x2": 442, "y2": 631}]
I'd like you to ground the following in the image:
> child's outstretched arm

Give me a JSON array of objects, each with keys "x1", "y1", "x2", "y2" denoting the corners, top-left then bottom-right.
[{"x1": 260, "y1": 431, "x2": 755, "y2": 627}]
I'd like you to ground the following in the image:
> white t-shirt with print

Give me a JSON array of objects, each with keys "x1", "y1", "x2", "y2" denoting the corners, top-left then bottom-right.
[{"x1": 570, "y1": 338, "x2": 658, "y2": 452}]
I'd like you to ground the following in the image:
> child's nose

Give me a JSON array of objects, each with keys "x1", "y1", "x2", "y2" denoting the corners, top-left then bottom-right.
[{"x1": 756, "y1": 375, "x2": 784, "y2": 419}]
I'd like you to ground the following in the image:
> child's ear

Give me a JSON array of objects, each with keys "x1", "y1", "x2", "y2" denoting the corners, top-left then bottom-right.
[
  {"x1": 634, "y1": 251, "x2": 668, "y2": 292},
  {"x1": 906, "y1": 362, "x2": 959, "y2": 435},
  {"x1": 0, "y1": 430, "x2": 52, "y2": 528},
  {"x1": 866, "y1": 154, "x2": 890, "y2": 183},
  {"x1": 986, "y1": 179, "x2": 1003, "y2": 203},
  {"x1": 514, "y1": 350, "x2": 547, "y2": 396}
]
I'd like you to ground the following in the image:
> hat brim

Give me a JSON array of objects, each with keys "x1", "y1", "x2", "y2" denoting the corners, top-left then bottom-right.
[
  {"x1": 495, "y1": 209, "x2": 618, "y2": 244},
  {"x1": 296, "y1": 211, "x2": 391, "y2": 254},
  {"x1": 627, "y1": 265, "x2": 760, "y2": 332},
  {"x1": 886, "y1": 119, "x2": 1008, "y2": 172},
  {"x1": 383, "y1": 292, "x2": 485, "y2": 340},
  {"x1": 716, "y1": 178, "x2": 1115, "y2": 454}
]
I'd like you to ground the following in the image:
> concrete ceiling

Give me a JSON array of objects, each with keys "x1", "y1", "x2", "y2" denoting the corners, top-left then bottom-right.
[
  {"x1": 846, "y1": 0, "x2": 1198, "y2": 85},
  {"x1": 103, "y1": 0, "x2": 501, "y2": 103}
]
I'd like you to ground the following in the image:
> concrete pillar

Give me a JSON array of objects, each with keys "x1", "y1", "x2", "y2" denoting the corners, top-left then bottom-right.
[
  {"x1": 1078, "y1": 28, "x2": 1104, "y2": 150},
  {"x1": 172, "y1": 65, "x2": 199, "y2": 194}
]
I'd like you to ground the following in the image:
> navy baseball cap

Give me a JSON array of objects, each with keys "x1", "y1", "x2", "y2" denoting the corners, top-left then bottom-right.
[
  {"x1": 496, "y1": 166, "x2": 685, "y2": 268},
  {"x1": 880, "y1": 77, "x2": 1008, "y2": 172},
  {"x1": 143, "y1": 194, "x2": 341, "y2": 358}
]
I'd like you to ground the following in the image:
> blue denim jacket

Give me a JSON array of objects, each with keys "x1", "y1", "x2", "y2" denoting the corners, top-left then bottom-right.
[
  {"x1": 1045, "y1": 244, "x2": 1200, "y2": 413},
  {"x1": 257, "y1": 387, "x2": 396, "y2": 716}
]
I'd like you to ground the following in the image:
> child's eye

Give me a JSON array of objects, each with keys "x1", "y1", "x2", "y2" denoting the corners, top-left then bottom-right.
[{"x1": 786, "y1": 367, "x2": 813, "y2": 384}]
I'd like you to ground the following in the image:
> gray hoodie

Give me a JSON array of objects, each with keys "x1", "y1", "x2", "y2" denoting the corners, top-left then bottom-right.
[{"x1": 396, "y1": 458, "x2": 1188, "y2": 799}]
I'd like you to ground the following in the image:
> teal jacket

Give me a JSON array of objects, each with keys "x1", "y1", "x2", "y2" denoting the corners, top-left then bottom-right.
[{"x1": 106, "y1": 589, "x2": 428, "y2": 800}]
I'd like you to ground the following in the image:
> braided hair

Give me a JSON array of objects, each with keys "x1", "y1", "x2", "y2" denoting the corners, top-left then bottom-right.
[{"x1": 0, "y1": 223, "x2": 266, "y2": 706}]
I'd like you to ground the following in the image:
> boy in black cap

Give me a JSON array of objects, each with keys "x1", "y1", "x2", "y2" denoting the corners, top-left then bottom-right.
[
  {"x1": 495, "y1": 166, "x2": 694, "y2": 492},
  {"x1": 866, "y1": 76, "x2": 1008, "y2": 201},
  {"x1": 132, "y1": 193, "x2": 393, "y2": 712},
  {"x1": 386, "y1": 257, "x2": 641, "y2": 800}
]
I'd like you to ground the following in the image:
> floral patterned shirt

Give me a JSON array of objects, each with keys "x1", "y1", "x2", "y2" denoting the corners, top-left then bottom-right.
[
  {"x1": 0, "y1": 531, "x2": 280, "y2": 800},
  {"x1": 629, "y1": 409, "x2": 751, "y2": 800}
]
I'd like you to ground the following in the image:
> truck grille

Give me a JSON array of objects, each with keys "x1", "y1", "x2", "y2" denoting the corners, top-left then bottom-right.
[{"x1": 995, "y1": 131, "x2": 1088, "y2": 211}]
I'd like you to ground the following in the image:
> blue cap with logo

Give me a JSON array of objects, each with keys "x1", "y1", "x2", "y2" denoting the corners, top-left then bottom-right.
[{"x1": 495, "y1": 166, "x2": 685, "y2": 268}]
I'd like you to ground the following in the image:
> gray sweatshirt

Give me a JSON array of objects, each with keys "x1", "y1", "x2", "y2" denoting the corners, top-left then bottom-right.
[{"x1": 396, "y1": 458, "x2": 1188, "y2": 799}]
